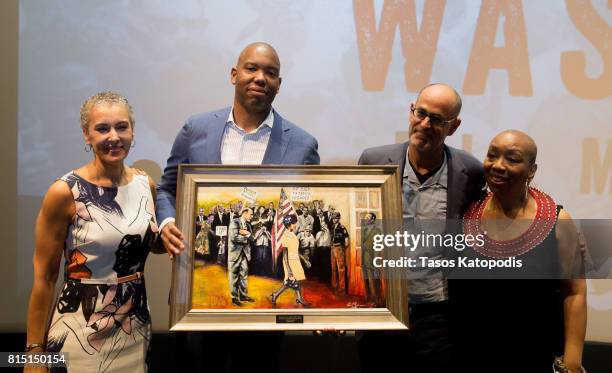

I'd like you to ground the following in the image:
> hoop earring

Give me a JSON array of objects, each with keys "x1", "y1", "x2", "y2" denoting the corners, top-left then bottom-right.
[
  {"x1": 524, "y1": 178, "x2": 532, "y2": 200},
  {"x1": 131, "y1": 139, "x2": 135, "y2": 148},
  {"x1": 85, "y1": 144, "x2": 92, "y2": 152}
]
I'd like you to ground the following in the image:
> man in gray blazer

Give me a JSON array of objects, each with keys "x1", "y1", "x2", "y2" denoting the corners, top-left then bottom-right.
[
  {"x1": 156, "y1": 42, "x2": 319, "y2": 373},
  {"x1": 227, "y1": 208, "x2": 255, "y2": 306},
  {"x1": 358, "y1": 83, "x2": 485, "y2": 373}
]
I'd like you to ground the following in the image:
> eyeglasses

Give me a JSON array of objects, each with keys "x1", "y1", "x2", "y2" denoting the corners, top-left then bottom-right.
[{"x1": 410, "y1": 105, "x2": 456, "y2": 127}]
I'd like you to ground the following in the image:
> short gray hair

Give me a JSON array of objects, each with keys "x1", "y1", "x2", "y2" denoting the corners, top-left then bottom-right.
[{"x1": 80, "y1": 91, "x2": 134, "y2": 132}]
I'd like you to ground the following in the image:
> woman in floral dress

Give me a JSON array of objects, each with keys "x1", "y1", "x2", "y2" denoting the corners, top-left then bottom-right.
[{"x1": 25, "y1": 92, "x2": 163, "y2": 372}]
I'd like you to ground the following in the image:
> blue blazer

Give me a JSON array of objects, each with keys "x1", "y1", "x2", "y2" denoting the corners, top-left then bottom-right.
[{"x1": 156, "y1": 107, "x2": 320, "y2": 223}]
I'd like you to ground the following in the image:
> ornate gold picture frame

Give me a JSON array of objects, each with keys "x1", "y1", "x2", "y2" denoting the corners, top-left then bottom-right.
[{"x1": 169, "y1": 165, "x2": 407, "y2": 331}]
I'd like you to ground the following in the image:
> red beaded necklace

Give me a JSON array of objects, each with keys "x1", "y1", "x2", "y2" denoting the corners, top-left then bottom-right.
[{"x1": 463, "y1": 187, "x2": 557, "y2": 258}]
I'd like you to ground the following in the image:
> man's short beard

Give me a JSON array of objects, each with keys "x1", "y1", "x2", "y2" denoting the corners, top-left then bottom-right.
[{"x1": 243, "y1": 97, "x2": 272, "y2": 114}]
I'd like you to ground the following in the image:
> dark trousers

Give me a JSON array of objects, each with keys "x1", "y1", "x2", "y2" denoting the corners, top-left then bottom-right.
[
  {"x1": 313, "y1": 246, "x2": 331, "y2": 282},
  {"x1": 251, "y1": 244, "x2": 272, "y2": 277},
  {"x1": 177, "y1": 331, "x2": 282, "y2": 373},
  {"x1": 358, "y1": 301, "x2": 453, "y2": 373}
]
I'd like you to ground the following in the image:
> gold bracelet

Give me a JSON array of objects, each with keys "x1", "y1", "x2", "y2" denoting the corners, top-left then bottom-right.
[{"x1": 25, "y1": 343, "x2": 45, "y2": 352}]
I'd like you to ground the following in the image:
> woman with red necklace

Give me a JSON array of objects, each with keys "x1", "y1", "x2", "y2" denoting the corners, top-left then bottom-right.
[{"x1": 456, "y1": 130, "x2": 587, "y2": 372}]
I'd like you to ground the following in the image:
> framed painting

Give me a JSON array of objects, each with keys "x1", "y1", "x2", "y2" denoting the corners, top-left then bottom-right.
[{"x1": 169, "y1": 165, "x2": 407, "y2": 331}]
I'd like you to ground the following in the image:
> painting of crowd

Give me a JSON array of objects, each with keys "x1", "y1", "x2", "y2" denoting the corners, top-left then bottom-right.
[{"x1": 193, "y1": 199, "x2": 353, "y2": 293}]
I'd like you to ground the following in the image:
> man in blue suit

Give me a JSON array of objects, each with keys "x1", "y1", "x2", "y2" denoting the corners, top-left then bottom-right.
[
  {"x1": 157, "y1": 43, "x2": 319, "y2": 249},
  {"x1": 156, "y1": 42, "x2": 319, "y2": 373}
]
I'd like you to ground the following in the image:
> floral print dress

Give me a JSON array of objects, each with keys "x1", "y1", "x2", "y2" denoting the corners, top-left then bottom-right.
[{"x1": 46, "y1": 172, "x2": 158, "y2": 373}]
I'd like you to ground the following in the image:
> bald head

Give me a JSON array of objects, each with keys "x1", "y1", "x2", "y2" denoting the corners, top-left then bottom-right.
[
  {"x1": 231, "y1": 42, "x2": 282, "y2": 117},
  {"x1": 417, "y1": 83, "x2": 462, "y2": 118},
  {"x1": 493, "y1": 130, "x2": 538, "y2": 165},
  {"x1": 236, "y1": 42, "x2": 280, "y2": 69}
]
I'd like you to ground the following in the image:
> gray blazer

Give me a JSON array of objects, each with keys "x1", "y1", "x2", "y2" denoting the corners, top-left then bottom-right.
[
  {"x1": 227, "y1": 217, "x2": 252, "y2": 262},
  {"x1": 156, "y1": 107, "x2": 320, "y2": 223},
  {"x1": 358, "y1": 142, "x2": 485, "y2": 219}
]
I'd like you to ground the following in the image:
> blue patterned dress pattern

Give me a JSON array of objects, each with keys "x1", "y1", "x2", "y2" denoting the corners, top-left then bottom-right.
[{"x1": 46, "y1": 172, "x2": 158, "y2": 373}]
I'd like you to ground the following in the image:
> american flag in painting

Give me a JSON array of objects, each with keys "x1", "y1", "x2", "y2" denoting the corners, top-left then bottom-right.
[{"x1": 271, "y1": 188, "x2": 297, "y2": 266}]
